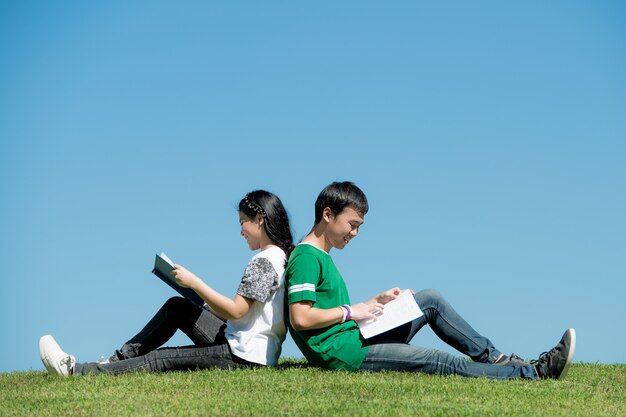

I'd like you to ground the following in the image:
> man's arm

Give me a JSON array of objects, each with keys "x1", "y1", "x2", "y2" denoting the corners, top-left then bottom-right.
[{"x1": 289, "y1": 300, "x2": 384, "y2": 331}]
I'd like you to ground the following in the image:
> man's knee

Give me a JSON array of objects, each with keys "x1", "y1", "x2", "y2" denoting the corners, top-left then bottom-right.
[{"x1": 414, "y1": 288, "x2": 444, "y2": 306}]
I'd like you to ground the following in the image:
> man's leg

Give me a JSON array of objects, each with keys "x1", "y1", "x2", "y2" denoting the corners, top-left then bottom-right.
[
  {"x1": 378, "y1": 289, "x2": 504, "y2": 363},
  {"x1": 359, "y1": 342, "x2": 538, "y2": 380},
  {"x1": 111, "y1": 297, "x2": 226, "y2": 361}
]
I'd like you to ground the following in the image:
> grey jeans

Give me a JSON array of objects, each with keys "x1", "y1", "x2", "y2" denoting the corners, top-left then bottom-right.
[
  {"x1": 359, "y1": 289, "x2": 538, "y2": 380},
  {"x1": 74, "y1": 297, "x2": 247, "y2": 375}
]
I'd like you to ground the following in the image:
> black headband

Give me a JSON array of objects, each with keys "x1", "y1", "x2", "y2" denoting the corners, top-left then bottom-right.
[{"x1": 243, "y1": 195, "x2": 267, "y2": 217}]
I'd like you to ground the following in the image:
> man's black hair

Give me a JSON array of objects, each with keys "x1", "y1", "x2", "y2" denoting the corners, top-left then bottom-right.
[{"x1": 314, "y1": 181, "x2": 369, "y2": 224}]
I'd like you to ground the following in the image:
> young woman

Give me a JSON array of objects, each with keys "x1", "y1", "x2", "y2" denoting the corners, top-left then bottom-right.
[{"x1": 40, "y1": 190, "x2": 294, "y2": 376}]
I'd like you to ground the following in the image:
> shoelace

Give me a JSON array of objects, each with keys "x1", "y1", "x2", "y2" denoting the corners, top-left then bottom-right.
[
  {"x1": 509, "y1": 353, "x2": 525, "y2": 362},
  {"x1": 60, "y1": 355, "x2": 75, "y2": 372},
  {"x1": 530, "y1": 346, "x2": 558, "y2": 365}
]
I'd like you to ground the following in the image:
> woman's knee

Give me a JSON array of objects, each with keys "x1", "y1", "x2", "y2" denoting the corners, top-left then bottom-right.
[
  {"x1": 164, "y1": 296, "x2": 186, "y2": 307},
  {"x1": 163, "y1": 296, "x2": 194, "y2": 313}
]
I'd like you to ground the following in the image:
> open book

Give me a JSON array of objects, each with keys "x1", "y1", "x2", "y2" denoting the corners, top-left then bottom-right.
[
  {"x1": 152, "y1": 252, "x2": 205, "y2": 308},
  {"x1": 356, "y1": 290, "x2": 424, "y2": 339}
]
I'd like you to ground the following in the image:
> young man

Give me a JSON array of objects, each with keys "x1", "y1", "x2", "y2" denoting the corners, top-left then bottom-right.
[{"x1": 285, "y1": 181, "x2": 575, "y2": 380}]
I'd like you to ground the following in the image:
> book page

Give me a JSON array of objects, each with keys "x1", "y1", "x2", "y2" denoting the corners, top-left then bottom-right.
[
  {"x1": 159, "y1": 252, "x2": 174, "y2": 266},
  {"x1": 152, "y1": 252, "x2": 205, "y2": 308},
  {"x1": 357, "y1": 290, "x2": 424, "y2": 339}
]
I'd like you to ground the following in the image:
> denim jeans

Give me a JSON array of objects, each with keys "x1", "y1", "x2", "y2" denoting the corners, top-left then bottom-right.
[
  {"x1": 359, "y1": 289, "x2": 538, "y2": 380},
  {"x1": 74, "y1": 297, "x2": 246, "y2": 375}
]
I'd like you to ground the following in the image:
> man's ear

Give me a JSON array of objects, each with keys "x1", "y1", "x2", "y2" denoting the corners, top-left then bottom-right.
[{"x1": 322, "y1": 207, "x2": 333, "y2": 223}]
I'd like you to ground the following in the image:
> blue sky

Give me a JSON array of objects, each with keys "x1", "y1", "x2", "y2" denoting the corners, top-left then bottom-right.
[{"x1": 1, "y1": 1, "x2": 624, "y2": 373}]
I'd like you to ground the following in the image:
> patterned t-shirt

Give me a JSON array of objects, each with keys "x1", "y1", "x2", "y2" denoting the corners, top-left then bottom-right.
[
  {"x1": 236, "y1": 257, "x2": 280, "y2": 302},
  {"x1": 224, "y1": 246, "x2": 286, "y2": 366},
  {"x1": 285, "y1": 243, "x2": 369, "y2": 371}
]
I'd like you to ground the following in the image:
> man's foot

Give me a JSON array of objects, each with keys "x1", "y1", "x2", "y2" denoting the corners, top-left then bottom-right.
[
  {"x1": 495, "y1": 353, "x2": 526, "y2": 366},
  {"x1": 532, "y1": 328, "x2": 576, "y2": 380},
  {"x1": 39, "y1": 335, "x2": 75, "y2": 377}
]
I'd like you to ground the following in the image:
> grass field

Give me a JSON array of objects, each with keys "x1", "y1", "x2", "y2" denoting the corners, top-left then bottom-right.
[{"x1": 1, "y1": 361, "x2": 624, "y2": 416}]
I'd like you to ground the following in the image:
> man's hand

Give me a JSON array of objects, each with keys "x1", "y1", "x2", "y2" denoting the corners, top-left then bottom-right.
[
  {"x1": 364, "y1": 287, "x2": 404, "y2": 306},
  {"x1": 349, "y1": 302, "x2": 385, "y2": 321}
]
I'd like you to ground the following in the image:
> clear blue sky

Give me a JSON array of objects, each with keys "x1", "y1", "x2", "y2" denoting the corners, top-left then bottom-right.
[{"x1": 1, "y1": 1, "x2": 624, "y2": 373}]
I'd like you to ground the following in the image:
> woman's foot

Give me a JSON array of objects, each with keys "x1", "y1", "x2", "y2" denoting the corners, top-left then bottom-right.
[{"x1": 39, "y1": 335, "x2": 75, "y2": 377}]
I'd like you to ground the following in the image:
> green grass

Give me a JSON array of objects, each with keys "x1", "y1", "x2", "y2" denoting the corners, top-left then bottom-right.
[{"x1": 1, "y1": 361, "x2": 624, "y2": 416}]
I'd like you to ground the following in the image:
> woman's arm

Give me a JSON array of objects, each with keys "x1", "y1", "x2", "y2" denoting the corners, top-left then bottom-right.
[
  {"x1": 289, "y1": 300, "x2": 384, "y2": 331},
  {"x1": 172, "y1": 264, "x2": 254, "y2": 321}
]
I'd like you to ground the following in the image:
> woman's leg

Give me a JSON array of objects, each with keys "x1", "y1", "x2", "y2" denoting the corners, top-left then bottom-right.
[
  {"x1": 370, "y1": 289, "x2": 503, "y2": 363},
  {"x1": 76, "y1": 339, "x2": 245, "y2": 375},
  {"x1": 111, "y1": 297, "x2": 226, "y2": 361}
]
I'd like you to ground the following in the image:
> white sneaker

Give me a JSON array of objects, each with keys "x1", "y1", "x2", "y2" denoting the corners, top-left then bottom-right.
[
  {"x1": 39, "y1": 335, "x2": 76, "y2": 377},
  {"x1": 39, "y1": 336, "x2": 54, "y2": 373}
]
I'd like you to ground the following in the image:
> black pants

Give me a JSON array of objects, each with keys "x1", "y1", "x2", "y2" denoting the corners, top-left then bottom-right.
[{"x1": 74, "y1": 297, "x2": 245, "y2": 375}]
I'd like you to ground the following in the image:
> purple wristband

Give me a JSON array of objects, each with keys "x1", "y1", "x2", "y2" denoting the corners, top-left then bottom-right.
[{"x1": 342, "y1": 304, "x2": 352, "y2": 321}]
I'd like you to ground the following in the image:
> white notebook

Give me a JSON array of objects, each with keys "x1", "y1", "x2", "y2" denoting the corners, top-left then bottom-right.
[{"x1": 357, "y1": 290, "x2": 424, "y2": 339}]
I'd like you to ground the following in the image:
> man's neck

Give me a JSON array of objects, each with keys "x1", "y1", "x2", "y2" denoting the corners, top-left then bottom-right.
[{"x1": 302, "y1": 225, "x2": 332, "y2": 253}]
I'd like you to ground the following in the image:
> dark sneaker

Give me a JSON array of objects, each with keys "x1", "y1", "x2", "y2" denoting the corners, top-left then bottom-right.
[
  {"x1": 532, "y1": 328, "x2": 576, "y2": 380},
  {"x1": 495, "y1": 353, "x2": 526, "y2": 366}
]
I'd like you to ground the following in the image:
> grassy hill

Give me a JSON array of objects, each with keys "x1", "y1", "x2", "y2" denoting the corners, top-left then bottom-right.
[{"x1": 1, "y1": 361, "x2": 624, "y2": 416}]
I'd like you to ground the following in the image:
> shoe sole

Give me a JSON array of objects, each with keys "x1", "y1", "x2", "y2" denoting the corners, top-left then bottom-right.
[
  {"x1": 558, "y1": 328, "x2": 576, "y2": 380},
  {"x1": 39, "y1": 335, "x2": 55, "y2": 374}
]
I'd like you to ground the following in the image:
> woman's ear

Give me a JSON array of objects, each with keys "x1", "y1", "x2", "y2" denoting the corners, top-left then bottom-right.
[{"x1": 256, "y1": 214, "x2": 264, "y2": 227}]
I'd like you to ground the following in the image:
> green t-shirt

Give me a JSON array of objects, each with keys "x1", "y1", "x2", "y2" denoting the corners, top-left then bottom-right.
[{"x1": 285, "y1": 243, "x2": 369, "y2": 371}]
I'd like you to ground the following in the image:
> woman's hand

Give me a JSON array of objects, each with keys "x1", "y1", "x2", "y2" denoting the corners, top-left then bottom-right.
[{"x1": 171, "y1": 264, "x2": 201, "y2": 289}]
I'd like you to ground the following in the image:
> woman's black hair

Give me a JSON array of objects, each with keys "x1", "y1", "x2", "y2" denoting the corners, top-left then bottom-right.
[
  {"x1": 239, "y1": 190, "x2": 295, "y2": 265},
  {"x1": 314, "y1": 181, "x2": 369, "y2": 224}
]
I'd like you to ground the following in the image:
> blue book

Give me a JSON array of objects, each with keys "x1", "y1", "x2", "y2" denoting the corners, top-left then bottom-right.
[{"x1": 152, "y1": 252, "x2": 205, "y2": 308}]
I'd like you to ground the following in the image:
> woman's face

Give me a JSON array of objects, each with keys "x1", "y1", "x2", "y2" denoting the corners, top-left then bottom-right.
[{"x1": 239, "y1": 211, "x2": 263, "y2": 251}]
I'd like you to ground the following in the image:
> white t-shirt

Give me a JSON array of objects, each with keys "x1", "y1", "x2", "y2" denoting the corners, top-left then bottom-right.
[{"x1": 224, "y1": 245, "x2": 286, "y2": 366}]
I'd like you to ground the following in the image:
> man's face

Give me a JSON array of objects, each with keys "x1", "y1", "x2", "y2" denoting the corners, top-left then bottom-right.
[{"x1": 325, "y1": 206, "x2": 364, "y2": 250}]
